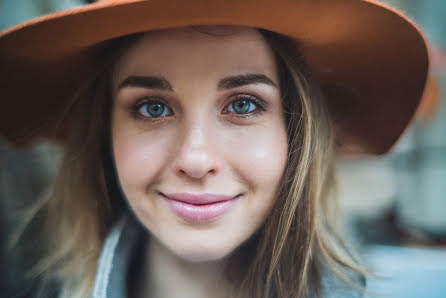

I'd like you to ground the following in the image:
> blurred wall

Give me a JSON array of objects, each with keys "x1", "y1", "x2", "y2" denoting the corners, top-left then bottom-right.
[{"x1": 0, "y1": 0, "x2": 81, "y2": 29}]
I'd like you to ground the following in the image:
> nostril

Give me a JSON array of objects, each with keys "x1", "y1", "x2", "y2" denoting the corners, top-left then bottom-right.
[{"x1": 176, "y1": 165, "x2": 218, "y2": 180}]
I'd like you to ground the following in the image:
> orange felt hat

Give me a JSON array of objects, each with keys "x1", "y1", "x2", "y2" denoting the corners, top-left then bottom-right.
[{"x1": 0, "y1": 0, "x2": 429, "y2": 154}]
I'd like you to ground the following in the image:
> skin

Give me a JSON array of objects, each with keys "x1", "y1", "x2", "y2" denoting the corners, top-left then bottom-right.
[{"x1": 111, "y1": 26, "x2": 288, "y2": 297}]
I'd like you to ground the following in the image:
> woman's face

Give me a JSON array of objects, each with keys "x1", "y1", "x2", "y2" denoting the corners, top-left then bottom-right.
[{"x1": 111, "y1": 26, "x2": 288, "y2": 262}]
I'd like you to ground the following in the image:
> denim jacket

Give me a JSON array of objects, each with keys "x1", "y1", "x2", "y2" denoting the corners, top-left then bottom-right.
[{"x1": 90, "y1": 213, "x2": 365, "y2": 298}]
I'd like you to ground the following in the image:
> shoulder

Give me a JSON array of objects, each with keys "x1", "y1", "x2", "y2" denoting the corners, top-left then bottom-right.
[{"x1": 320, "y1": 264, "x2": 366, "y2": 298}]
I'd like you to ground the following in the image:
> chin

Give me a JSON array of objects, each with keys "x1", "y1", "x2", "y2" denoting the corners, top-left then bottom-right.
[{"x1": 170, "y1": 241, "x2": 237, "y2": 263}]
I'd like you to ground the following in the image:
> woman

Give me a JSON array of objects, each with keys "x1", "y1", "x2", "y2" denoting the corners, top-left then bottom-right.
[{"x1": 0, "y1": 0, "x2": 429, "y2": 297}]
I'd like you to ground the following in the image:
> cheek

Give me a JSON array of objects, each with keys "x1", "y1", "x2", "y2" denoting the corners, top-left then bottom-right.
[
  {"x1": 225, "y1": 123, "x2": 288, "y2": 194},
  {"x1": 112, "y1": 126, "x2": 175, "y2": 232},
  {"x1": 221, "y1": 121, "x2": 289, "y2": 237},
  {"x1": 112, "y1": 126, "x2": 171, "y2": 193}
]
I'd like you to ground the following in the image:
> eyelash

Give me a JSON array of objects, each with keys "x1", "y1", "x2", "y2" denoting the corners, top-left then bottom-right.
[{"x1": 130, "y1": 94, "x2": 268, "y2": 123}]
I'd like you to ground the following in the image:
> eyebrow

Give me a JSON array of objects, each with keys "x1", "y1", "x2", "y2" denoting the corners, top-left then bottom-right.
[
  {"x1": 217, "y1": 74, "x2": 278, "y2": 90},
  {"x1": 118, "y1": 76, "x2": 173, "y2": 91},
  {"x1": 117, "y1": 73, "x2": 277, "y2": 92}
]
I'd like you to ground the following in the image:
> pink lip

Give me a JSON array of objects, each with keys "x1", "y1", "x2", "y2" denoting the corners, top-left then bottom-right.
[{"x1": 161, "y1": 192, "x2": 240, "y2": 222}]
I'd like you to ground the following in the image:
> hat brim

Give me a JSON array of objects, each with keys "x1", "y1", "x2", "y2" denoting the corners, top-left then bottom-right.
[{"x1": 0, "y1": 0, "x2": 429, "y2": 154}]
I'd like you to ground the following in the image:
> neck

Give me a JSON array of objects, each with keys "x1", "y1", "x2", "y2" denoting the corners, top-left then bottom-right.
[{"x1": 136, "y1": 236, "x2": 231, "y2": 298}]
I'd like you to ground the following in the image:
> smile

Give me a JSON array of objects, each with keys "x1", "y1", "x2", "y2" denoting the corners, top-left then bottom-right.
[{"x1": 160, "y1": 192, "x2": 241, "y2": 222}]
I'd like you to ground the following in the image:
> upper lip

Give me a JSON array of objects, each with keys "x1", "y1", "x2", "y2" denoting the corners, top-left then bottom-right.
[{"x1": 161, "y1": 192, "x2": 238, "y2": 205}]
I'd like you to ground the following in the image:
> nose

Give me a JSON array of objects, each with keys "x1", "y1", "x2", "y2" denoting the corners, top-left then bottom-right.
[{"x1": 171, "y1": 122, "x2": 221, "y2": 180}]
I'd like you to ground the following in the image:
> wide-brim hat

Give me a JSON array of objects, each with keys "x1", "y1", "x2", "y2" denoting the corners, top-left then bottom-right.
[{"x1": 0, "y1": 0, "x2": 429, "y2": 154}]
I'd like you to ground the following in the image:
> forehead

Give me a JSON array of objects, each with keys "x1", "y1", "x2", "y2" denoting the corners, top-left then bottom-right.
[{"x1": 112, "y1": 26, "x2": 278, "y2": 86}]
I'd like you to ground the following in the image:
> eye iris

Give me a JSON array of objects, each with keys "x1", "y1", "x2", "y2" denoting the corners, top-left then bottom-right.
[
  {"x1": 232, "y1": 100, "x2": 251, "y2": 114},
  {"x1": 146, "y1": 103, "x2": 164, "y2": 117}
]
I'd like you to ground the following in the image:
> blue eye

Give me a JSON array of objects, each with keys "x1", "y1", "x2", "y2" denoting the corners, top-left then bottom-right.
[
  {"x1": 138, "y1": 101, "x2": 171, "y2": 118},
  {"x1": 227, "y1": 99, "x2": 258, "y2": 114}
]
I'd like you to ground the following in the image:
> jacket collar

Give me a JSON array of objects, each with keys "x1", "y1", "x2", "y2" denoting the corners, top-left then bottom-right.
[{"x1": 91, "y1": 213, "x2": 144, "y2": 298}]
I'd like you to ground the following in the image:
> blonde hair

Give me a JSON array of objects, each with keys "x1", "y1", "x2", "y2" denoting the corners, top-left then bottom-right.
[{"x1": 15, "y1": 27, "x2": 365, "y2": 298}]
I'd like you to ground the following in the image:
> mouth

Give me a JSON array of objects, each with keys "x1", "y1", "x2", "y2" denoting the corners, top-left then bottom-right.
[{"x1": 160, "y1": 192, "x2": 241, "y2": 222}]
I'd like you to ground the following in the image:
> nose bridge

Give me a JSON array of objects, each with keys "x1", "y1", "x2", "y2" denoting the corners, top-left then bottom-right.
[
  {"x1": 185, "y1": 120, "x2": 207, "y2": 147},
  {"x1": 172, "y1": 116, "x2": 220, "y2": 179}
]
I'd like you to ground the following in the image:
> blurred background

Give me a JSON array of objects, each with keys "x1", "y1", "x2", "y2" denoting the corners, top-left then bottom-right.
[{"x1": 0, "y1": 0, "x2": 445, "y2": 297}]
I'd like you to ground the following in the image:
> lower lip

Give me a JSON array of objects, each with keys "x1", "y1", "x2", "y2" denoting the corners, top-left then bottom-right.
[{"x1": 163, "y1": 196, "x2": 239, "y2": 222}]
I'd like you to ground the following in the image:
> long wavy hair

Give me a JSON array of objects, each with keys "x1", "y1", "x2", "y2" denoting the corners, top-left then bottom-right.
[{"x1": 15, "y1": 27, "x2": 365, "y2": 298}]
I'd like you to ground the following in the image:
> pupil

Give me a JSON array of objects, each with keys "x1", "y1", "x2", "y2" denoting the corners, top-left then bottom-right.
[
  {"x1": 233, "y1": 100, "x2": 250, "y2": 114},
  {"x1": 147, "y1": 103, "x2": 164, "y2": 117}
]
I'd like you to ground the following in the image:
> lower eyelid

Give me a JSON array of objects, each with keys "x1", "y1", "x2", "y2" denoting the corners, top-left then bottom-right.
[
  {"x1": 132, "y1": 112, "x2": 173, "y2": 125},
  {"x1": 232, "y1": 111, "x2": 263, "y2": 119}
]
